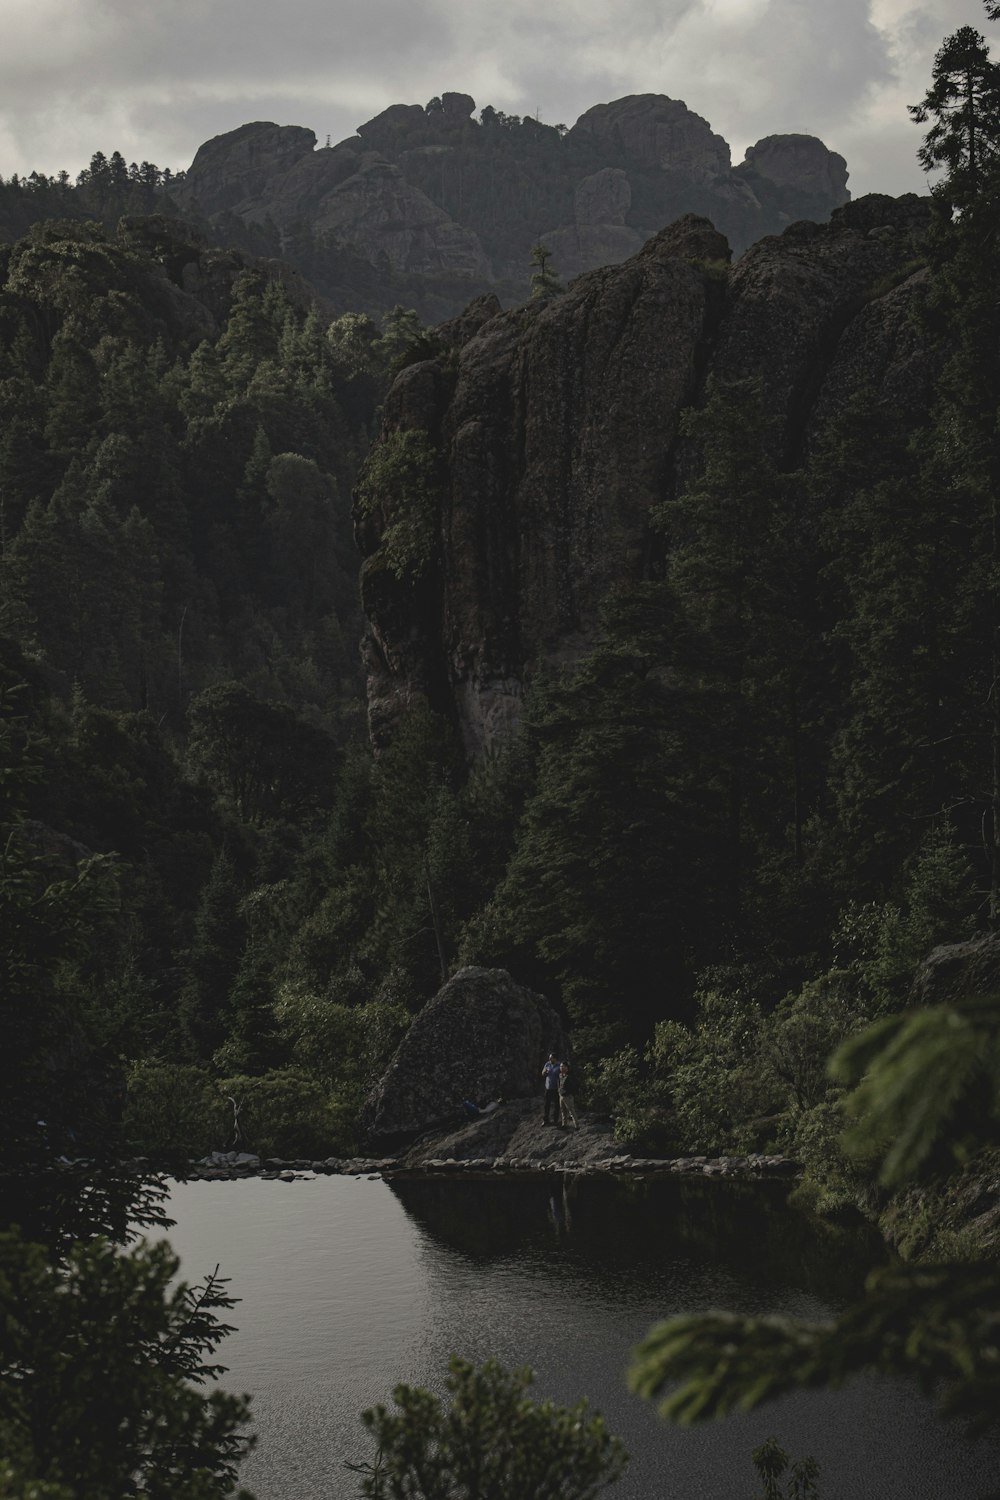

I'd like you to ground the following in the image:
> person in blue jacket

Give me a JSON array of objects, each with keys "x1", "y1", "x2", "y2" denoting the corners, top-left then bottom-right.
[{"x1": 541, "y1": 1052, "x2": 561, "y2": 1124}]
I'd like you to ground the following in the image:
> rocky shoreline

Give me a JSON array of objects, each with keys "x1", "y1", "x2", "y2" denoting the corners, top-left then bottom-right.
[{"x1": 176, "y1": 1148, "x2": 800, "y2": 1183}]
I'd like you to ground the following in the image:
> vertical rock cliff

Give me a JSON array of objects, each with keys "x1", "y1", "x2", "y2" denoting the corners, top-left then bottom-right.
[{"x1": 356, "y1": 195, "x2": 933, "y2": 754}]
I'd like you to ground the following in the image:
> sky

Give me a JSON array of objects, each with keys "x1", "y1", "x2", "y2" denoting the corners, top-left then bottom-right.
[{"x1": 0, "y1": 0, "x2": 988, "y2": 197}]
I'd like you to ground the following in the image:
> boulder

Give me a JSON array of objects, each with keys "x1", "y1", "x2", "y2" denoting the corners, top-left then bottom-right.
[
  {"x1": 356, "y1": 103, "x2": 428, "y2": 145},
  {"x1": 440, "y1": 92, "x2": 476, "y2": 126},
  {"x1": 911, "y1": 931, "x2": 1000, "y2": 1009},
  {"x1": 359, "y1": 967, "x2": 567, "y2": 1146}
]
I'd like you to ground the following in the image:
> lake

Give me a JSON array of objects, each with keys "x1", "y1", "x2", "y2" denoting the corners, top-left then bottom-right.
[{"x1": 162, "y1": 1171, "x2": 998, "y2": 1500}]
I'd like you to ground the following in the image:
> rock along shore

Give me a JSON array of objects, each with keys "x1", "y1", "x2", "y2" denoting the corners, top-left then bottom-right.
[{"x1": 173, "y1": 1148, "x2": 799, "y2": 1183}]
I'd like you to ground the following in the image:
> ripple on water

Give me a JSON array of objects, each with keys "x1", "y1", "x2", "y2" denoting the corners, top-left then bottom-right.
[{"x1": 161, "y1": 1175, "x2": 1000, "y2": 1500}]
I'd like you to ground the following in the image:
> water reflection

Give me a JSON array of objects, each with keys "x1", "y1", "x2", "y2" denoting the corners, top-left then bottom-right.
[
  {"x1": 1, "y1": 1164, "x2": 170, "y2": 1251},
  {"x1": 159, "y1": 1175, "x2": 1000, "y2": 1500},
  {"x1": 389, "y1": 1171, "x2": 879, "y2": 1308}
]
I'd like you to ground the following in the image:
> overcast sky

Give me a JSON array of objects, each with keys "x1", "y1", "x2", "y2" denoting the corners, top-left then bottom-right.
[{"x1": 0, "y1": 0, "x2": 986, "y2": 197}]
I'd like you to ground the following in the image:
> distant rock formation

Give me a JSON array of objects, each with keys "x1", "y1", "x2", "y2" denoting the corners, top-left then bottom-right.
[
  {"x1": 174, "y1": 121, "x2": 318, "y2": 217},
  {"x1": 175, "y1": 92, "x2": 852, "y2": 317},
  {"x1": 356, "y1": 195, "x2": 933, "y2": 754},
  {"x1": 541, "y1": 168, "x2": 644, "y2": 278},
  {"x1": 738, "y1": 133, "x2": 849, "y2": 203},
  {"x1": 359, "y1": 967, "x2": 568, "y2": 1146},
  {"x1": 571, "y1": 94, "x2": 731, "y2": 178}
]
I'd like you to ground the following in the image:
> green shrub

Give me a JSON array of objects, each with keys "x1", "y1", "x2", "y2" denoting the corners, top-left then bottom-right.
[
  {"x1": 122, "y1": 1062, "x2": 228, "y2": 1158},
  {"x1": 215, "y1": 1067, "x2": 340, "y2": 1159},
  {"x1": 349, "y1": 1355, "x2": 627, "y2": 1499},
  {"x1": 354, "y1": 428, "x2": 440, "y2": 582}
]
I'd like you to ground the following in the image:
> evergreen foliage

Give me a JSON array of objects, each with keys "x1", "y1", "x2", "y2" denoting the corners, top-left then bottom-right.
[
  {"x1": 528, "y1": 243, "x2": 564, "y2": 301},
  {"x1": 910, "y1": 23, "x2": 1000, "y2": 202},
  {"x1": 0, "y1": 1230, "x2": 254, "y2": 1500},
  {"x1": 349, "y1": 1356, "x2": 627, "y2": 1500}
]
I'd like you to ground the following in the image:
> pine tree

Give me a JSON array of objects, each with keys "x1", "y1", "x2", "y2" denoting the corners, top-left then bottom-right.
[{"x1": 910, "y1": 24, "x2": 1000, "y2": 204}]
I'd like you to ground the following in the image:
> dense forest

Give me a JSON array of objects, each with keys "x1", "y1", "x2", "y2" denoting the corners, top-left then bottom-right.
[
  {"x1": 3, "y1": 3, "x2": 1000, "y2": 1496},
  {"x1": 1, "y1": 14, "x2": 1000, "y2": 1172}
]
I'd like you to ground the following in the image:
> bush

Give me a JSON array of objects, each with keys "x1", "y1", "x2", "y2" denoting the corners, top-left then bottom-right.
[
  {"x1": 0, "y1": 1230, "x2": 254, "y2": 1500},
  {"x1": 122, "y1": 1062, "x2": 228, "y2": 1158},
  {"x1": 349, "y1": 1356, "x2": 627, "y2": 1500},
  {"x1": 215, "y1": 1067, "x2": 340, "y2": 1159}
]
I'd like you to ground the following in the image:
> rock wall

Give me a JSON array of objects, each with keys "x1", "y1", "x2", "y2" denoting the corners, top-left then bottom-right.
[{"x1": 357, "y1": 195, "x2": 934, "y2": 754}]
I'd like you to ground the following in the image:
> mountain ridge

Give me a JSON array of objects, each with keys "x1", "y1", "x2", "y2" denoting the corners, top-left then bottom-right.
[{"x1": 173, "y1": 91, "x2": 850, "y2": 318}]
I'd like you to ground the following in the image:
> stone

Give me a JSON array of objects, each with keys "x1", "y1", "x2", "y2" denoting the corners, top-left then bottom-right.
[
  {"x1": 359, "y1": 967, "x2": 568, "y2": 1147},
  {"x1": 360, "y1": 218, "x2": 724, "y2": 753},
  {"x1": 911, "y1": 931, "x2": 1000, "y2": 1009},
  {"x1": 171, "y1": 90, "x2": 853, "y2": 321},
  {"x1": 310, "y1": 156, "x2": 490, "y2": 279}
]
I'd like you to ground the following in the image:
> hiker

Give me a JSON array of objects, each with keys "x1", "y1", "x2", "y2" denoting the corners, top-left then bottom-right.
[
  {"x1": 542, "y1": 1051, "x2": 561, "y2": 1124},
  {"x1": 558, "y1": 1062, "x2": 578, "y2": 1129}
]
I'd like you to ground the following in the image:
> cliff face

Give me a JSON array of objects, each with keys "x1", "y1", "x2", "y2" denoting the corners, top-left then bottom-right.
[
  {"x1": 176, "y1": 94, "x2": 850, "y2": 318},
  {"x1": 356, "y1": 194, "x2": 933, "y2": 754}
]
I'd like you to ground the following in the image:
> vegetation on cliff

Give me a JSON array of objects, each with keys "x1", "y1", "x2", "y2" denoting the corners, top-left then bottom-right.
[
  {"x1": 3, "y1": 5, "x2": 1000, "y2": 1182},
  {"x1": 3, "y1": 6, "x2": 1000, "y2": 1492}
]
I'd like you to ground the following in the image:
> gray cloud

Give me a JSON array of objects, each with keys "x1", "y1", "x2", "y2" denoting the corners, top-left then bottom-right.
[{"x1": 0, "y1": 0, "x2": 989, "y2": 195}]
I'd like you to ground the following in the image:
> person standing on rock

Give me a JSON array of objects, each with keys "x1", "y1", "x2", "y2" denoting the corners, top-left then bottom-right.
[
  {"x1": 558, "y1": 1062, "x2": 578, "y2": 1129},
  {"x1": 542, "y1": 1052, "x2": 561, "y2": 1124}
]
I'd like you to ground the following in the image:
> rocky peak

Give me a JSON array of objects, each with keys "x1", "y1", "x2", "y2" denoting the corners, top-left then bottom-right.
[
  {"x1": 571, "y1": 94, "x2": 731, "y2": 178},
  {"x1": 356, "y1": 102, "x2": 428, "y2": 145},
  {"x1": 175, "y1": 91, "x2": 859, "y2": 317},
  {"x1": 738, "y1": 133, "x2": 849, "y2": 206},
  {"x1": 176, "y1": 121, "x2": 316, "y2": 217},
  {"x1": 439, "y1": 91, "x2": 476, "y2": 125}
]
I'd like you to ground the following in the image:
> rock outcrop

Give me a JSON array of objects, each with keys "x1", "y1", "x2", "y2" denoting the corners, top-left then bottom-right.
[
  {"x1": 400, "y1": 1097, "x2": 614, "y2": 1166},
  {"x1": 738, "y1": 133, "x2": 849, "y2": 204},
  {"x1": 541, "y1": 168, "x2": 644, "y2": 278},
  {"x1": 571, "y1": 95, "x2": 731, "y2": 178},
  {"x1": 174, "y1": 121, "x2": 317, "y2": 217},
  {"x1": 307, "y1": 156, "x2": 490, "y2": 278},
  {"x1": 357, "y1": 195, "x2": 934, "y2": 753},
  {"x1": 175, "y1": 93, "x2": 851, "y2": 317},
  {"x1": 910, "y1": 931, "x2": 1000, "y2": 1009},
  {"x1": 359, "y1": 967, "x2": 567, "y2": 1146}
]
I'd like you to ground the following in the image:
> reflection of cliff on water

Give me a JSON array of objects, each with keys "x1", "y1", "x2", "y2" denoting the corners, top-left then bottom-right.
[{"x1": 389, "y1": 1173, "x2": 884, "y2": 1307}]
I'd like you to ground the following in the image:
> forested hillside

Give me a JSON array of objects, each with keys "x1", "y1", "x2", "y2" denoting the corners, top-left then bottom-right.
[
  {"x1": 0, "y1": 10, "x2": 999, "y2": 1196},
  {"x1": 4, "y1": 6, "x2": 1000, "y2": 1497}
]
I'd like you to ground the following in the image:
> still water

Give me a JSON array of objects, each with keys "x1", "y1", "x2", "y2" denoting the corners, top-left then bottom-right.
[{"x1": 163, "y1": 1172, "x2": 997, "y2": 1500}]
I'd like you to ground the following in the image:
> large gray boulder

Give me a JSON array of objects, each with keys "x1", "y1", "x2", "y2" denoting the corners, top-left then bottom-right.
[
  {"x1": 359, "y1": 967, "x2": 567, "y2": 1146},
  {"x1": 911, "y1": 931, "x2": 1000, "y2": 1009}
]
